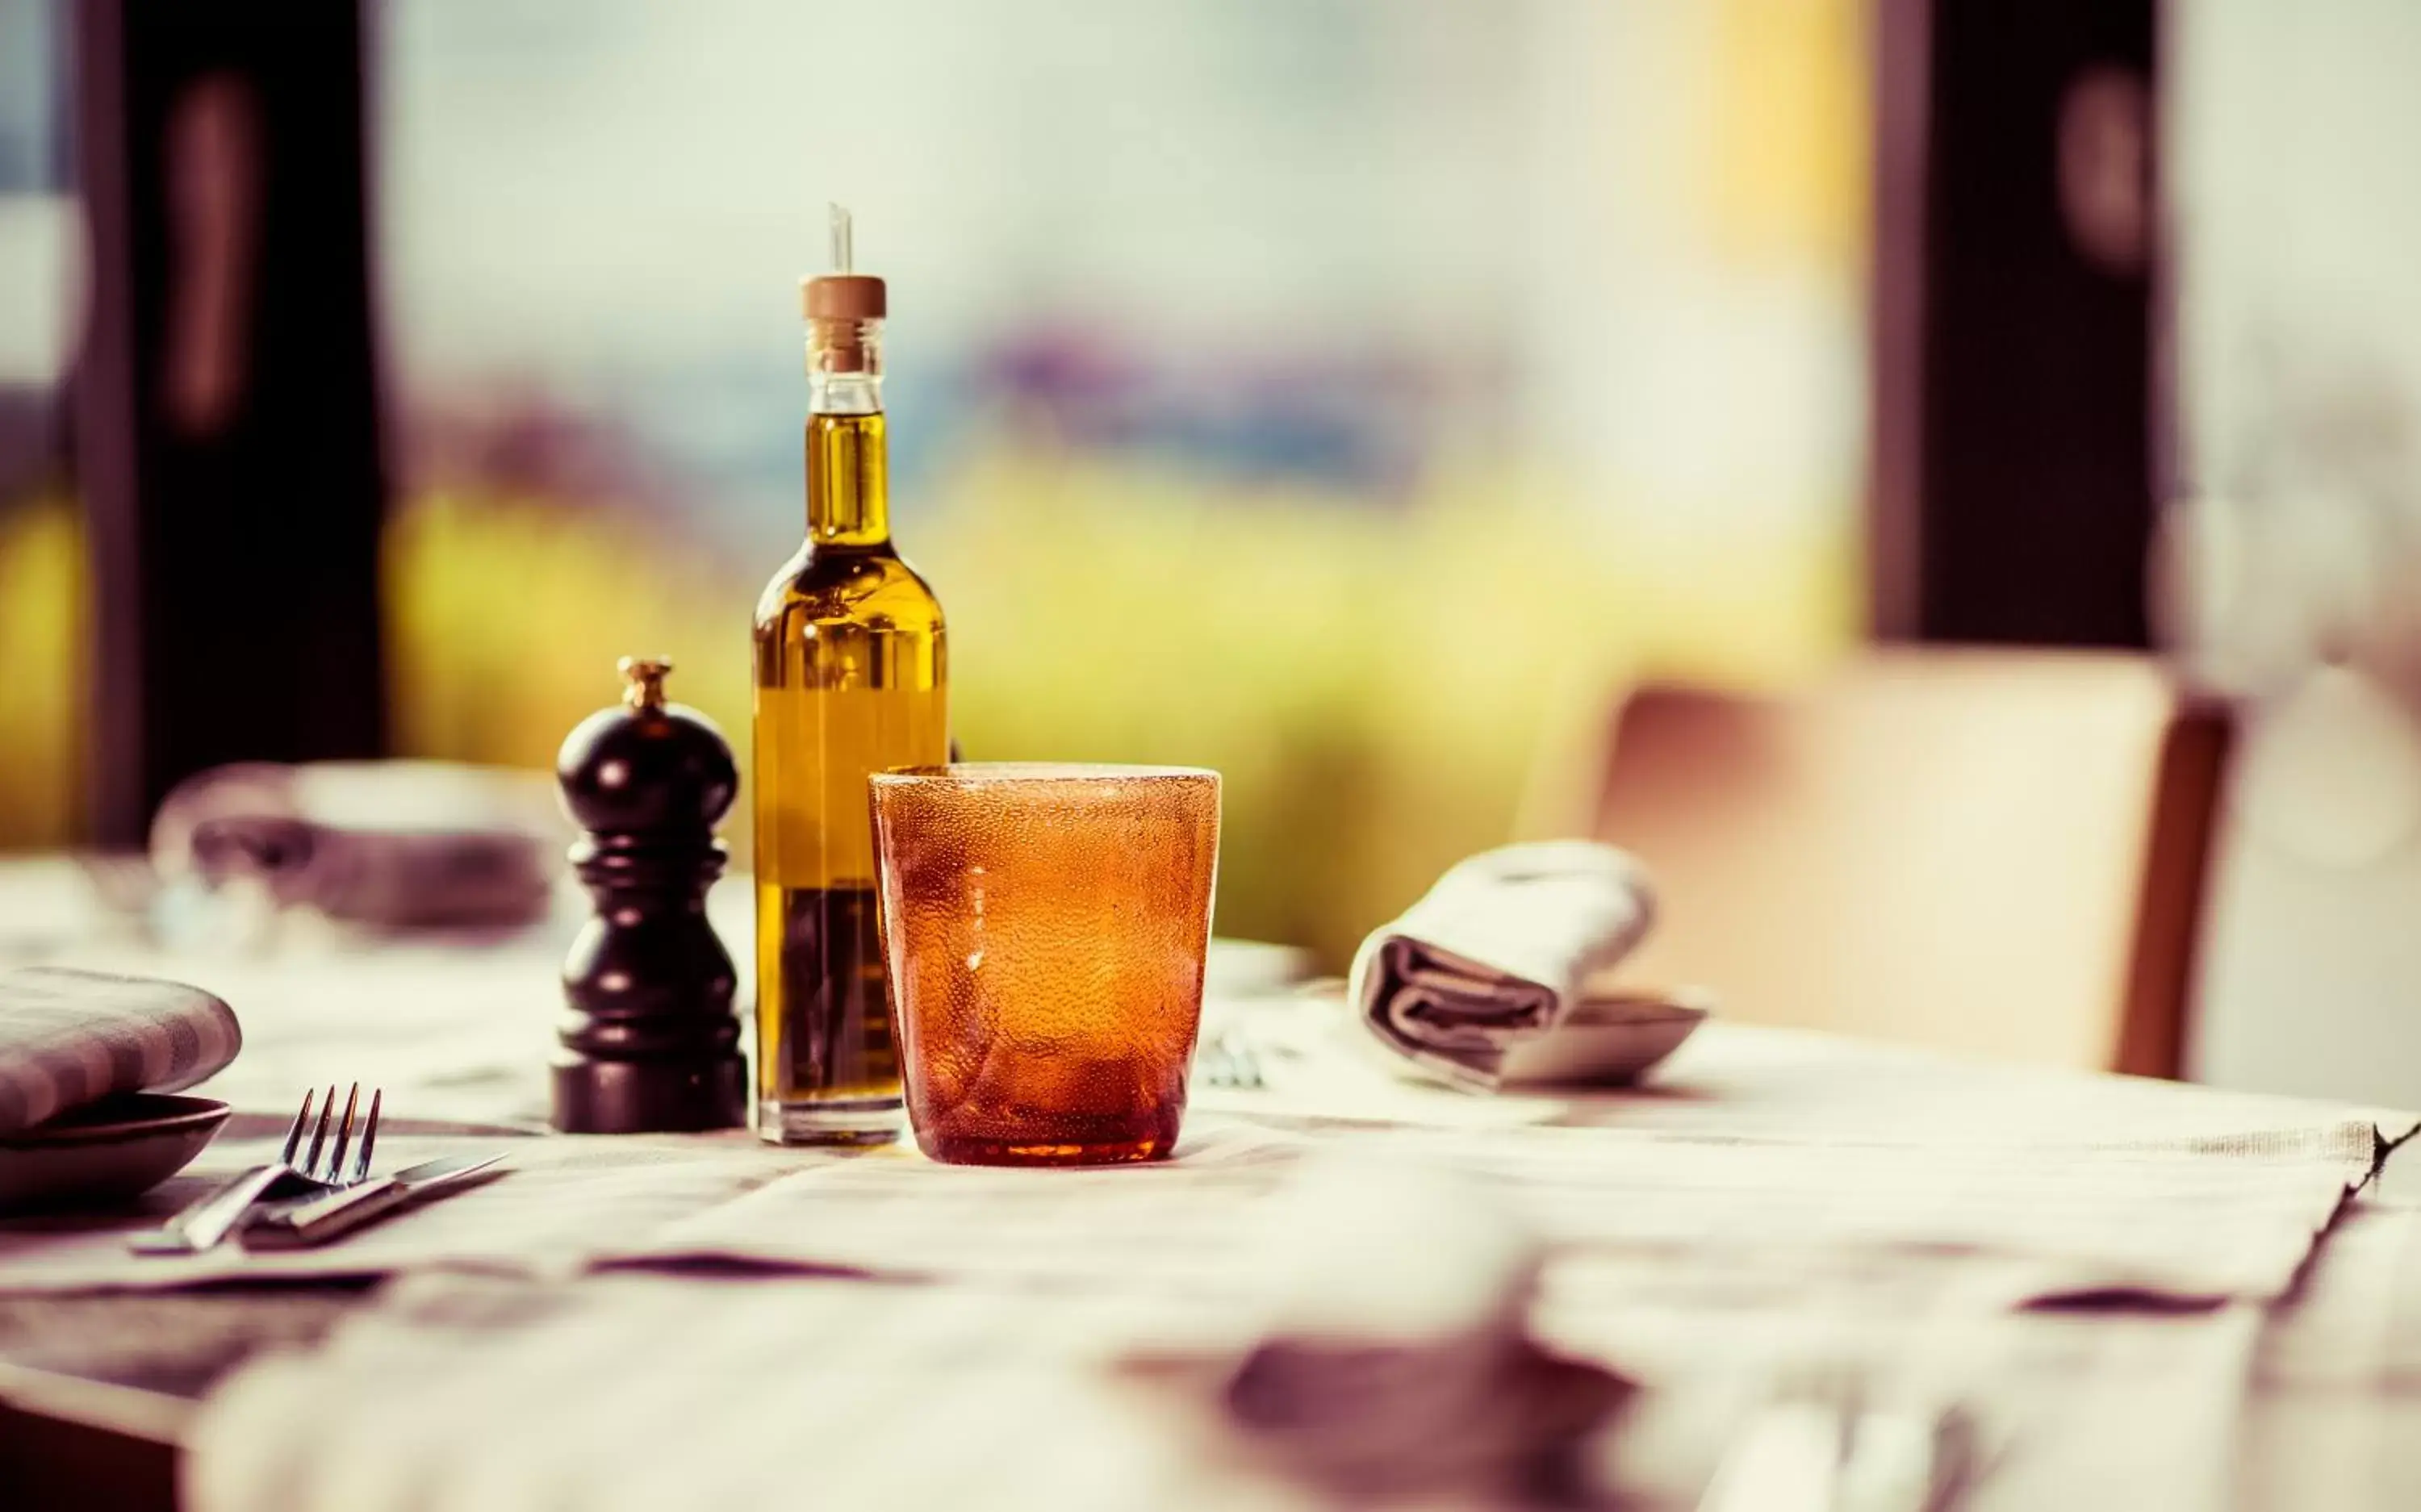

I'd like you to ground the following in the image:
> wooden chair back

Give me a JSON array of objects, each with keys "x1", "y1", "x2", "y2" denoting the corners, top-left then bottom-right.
[{"x1": 1589, "y1": 650, "x2": 2230, "y2": 1075}]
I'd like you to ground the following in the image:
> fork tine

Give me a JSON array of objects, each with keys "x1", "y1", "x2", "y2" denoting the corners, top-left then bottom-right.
[
  {"x1": 302, "y1": 1084, "x2": 337, "y2": 1177},
  {"x1": 279, "y1": 1088, "x2": 317, "y2": 1168},
  {"x1": 351, "y1": 1089, "x2": 382, "y2": 1184},
  {"x1": 323, "y1": 1083, "x2": 362, "y2": 1184}
]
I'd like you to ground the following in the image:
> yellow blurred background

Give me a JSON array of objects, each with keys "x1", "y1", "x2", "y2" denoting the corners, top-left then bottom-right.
[{"x1": 0, "y1": 0, "x2": 1867, "y2": 969}]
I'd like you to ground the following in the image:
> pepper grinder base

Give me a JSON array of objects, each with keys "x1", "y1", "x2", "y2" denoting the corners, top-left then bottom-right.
[{"x1": 551, "y1": 1053, "x2": 746, "y2": 1135}]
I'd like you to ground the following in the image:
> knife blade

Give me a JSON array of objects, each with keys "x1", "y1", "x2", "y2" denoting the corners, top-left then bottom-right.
[
  {"x1": 127, "y1": 1163, "x2": 307, "y2": 1255},
  {"x1": 236, "y1": 1153, "x2": 505, "y2": 1251}
]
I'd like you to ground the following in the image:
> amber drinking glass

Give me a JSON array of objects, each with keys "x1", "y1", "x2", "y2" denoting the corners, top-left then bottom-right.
[{"x1": 869, "y1": 763, "x2": 1219, "y2": 1167}]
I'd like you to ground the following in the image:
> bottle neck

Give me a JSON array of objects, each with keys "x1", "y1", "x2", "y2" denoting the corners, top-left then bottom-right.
[{"x1": 805, "y1": 374, "x2": 889, "y2": 546}]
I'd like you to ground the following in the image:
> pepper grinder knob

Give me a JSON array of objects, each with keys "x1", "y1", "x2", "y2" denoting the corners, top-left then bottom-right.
[
  {"x1": 550, "y1": 655, "x2": 746, "y2": 1133},
  {"x1": 619, "y1": 654, "x2": 671, "y2": 711}
]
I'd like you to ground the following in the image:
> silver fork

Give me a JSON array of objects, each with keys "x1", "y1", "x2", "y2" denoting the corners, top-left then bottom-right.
[
  {"x1": 128, "y1": 1083, "x2": 383, "y2": 1255},
  {"x1": 1197, "y1": 1028, "x2": 1267, "y2": 1090}
]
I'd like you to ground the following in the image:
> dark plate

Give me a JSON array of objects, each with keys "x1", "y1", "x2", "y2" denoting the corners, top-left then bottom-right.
[{"x1": 0, "y1": 1093, "x2": 231, "y2": 1212}]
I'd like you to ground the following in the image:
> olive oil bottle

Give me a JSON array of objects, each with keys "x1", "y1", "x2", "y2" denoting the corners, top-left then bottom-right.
[{"x1": 752, "y1": 207, "x2": 947, "y2": 1144}]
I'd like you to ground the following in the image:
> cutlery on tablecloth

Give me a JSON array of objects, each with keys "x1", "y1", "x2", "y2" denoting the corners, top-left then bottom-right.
[
  {"x1": 1197, "y1": 1027, "x2": 1267, "y2": 1090},
  {"x1": 237, "y1": 1151, "x2": 505, "y2": 1250},
  {"x1": 128, "y1": 1082, "x2": 382, "y2": 1255}
]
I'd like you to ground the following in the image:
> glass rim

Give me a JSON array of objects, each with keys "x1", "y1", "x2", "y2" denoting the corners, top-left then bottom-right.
[{"x1": 869, "y1": 762, "x2": 1218, "y2": 786}]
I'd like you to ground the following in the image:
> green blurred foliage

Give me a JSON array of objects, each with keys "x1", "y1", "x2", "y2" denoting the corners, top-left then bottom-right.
[
  {"x1": 0, "y1": 498, "x2": 83, "y2": 850},
  {"x1": 0, "y1": 456, "x2": 1851, "y2": 966}
]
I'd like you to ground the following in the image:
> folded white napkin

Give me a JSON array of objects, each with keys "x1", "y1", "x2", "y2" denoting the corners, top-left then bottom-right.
[
  {"x1": 152, "y1": 761, "x2": 561, "y2": 931},
  {"x1": 1349, "y1": 841, "x2": 1657, "y2": 1090}
]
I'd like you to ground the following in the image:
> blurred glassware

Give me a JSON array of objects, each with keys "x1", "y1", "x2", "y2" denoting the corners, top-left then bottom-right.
[
  {"x1": 147, "y1": 761, "x2": 566, "y2": 948},
  {"x1": 2161, "y1": 332, "x2": 2421, "y2": 691},
  {"x1": 2162, "y1": 345, "x2": 2421, "y2": 867},
  {"x1": 1202, "y1": 1155, "x2": 1629, "y2": 1499},
  {"x1": 870, "y1": 762, "x2": 1219, "y2": 1166}
]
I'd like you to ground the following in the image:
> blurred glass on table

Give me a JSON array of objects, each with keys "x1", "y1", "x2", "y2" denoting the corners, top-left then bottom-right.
[
  {"x1": 149, "y1": 761, "x2": 564, "y2": 948},
  {"x1": 871, "y1": 763, "x2": 1219, "y2": 1167}
]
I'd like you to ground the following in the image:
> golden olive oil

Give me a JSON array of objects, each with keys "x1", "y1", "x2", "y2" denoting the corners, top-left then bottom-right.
[{"x1": 751, "y1": 220, "x2": 947, "y2": 1144}]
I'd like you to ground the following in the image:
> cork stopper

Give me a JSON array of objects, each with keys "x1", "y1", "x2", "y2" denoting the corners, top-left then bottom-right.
[
  {"x1": 799, "y1": 203, "x2": 886, "y2": 320},
  {"x1": 802, "y1": 275, "x2": 885, "y2": 320}
]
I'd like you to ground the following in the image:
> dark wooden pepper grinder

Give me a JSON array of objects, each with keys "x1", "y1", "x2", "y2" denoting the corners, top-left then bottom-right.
[{"x1": 551, "y1": 656, "x2": 746, "y2": 1133}]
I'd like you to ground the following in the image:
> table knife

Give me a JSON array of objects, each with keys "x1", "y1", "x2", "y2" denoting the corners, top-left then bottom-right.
[
  {"x1": 236, "y1": 1153, "x2": 504, "y2": 1251},
  {"x1": 126, "y1": 1163, "x2": 296, "y2": 1255}
]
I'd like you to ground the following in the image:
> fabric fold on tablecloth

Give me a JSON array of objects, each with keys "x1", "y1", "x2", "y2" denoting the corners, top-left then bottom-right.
[
  {"x1": 185, "y1": 1274, "x2": 1276, "y2": 1512},
  {"x1": 82, "y1": 1023, "x2": 2421, "y2": 1512},
  {"x1": 184, "y1": 1157, "x2": 1638, "y2": 1512},
  {"x1": 593, "y1": 1112, "x2": 2374, "y2": 1312},
  {"x1": 4, "y1": 1030, "x2": 2406, "y2": 1309},
  {"x1": 1348, "y1": 842, "x2": 1656, "y2": 1090}
]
